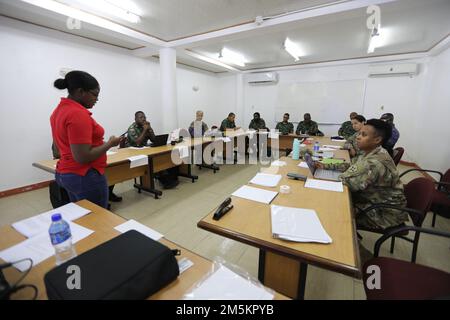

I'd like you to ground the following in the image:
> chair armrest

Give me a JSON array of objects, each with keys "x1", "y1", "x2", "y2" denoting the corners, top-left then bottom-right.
[
  {"x1": 399, "y1": 168, "x2": 443, "y2": 180},
  {"x1": 373, "y1": 226, "x2": 450, "y2": 258},
  {"x1": 358, "y1": 203, "x2": 422, "y2": 218}
]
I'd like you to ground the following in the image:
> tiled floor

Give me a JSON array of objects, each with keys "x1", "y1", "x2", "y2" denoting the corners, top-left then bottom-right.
[{"x1": 1, "y1": 163, "x2": 449, "y2": 299}]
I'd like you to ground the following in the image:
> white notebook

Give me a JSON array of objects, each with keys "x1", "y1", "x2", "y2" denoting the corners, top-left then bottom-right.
[{"x1": 271, "y1": 205, "x2": 332, "y2": 244}]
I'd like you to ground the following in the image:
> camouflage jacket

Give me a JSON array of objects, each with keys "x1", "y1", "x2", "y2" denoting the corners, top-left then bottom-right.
[
  {"x1": 275, "y1": 121, "x2": 294, "y2": 134},
  {"x1": 126, "y1": 122, "x2": 156, "y2": 147},
  {"x1": 249, "y1": 119, "x2": 267, "y2": 130},
  {"x1": 343, "y1": 132, "x2": 363, "y2": 157},
  {"x1": 338, "y1": 121, "x2": 356, "y2": 139},
  {"x1": 296, "y1": 121, "x2": 321, "y2": 136},
  {"x1": 220, "y1": 118, "x2": 236, "y2": 131},
  {"x1": 324, "y1": 146, "x2": 407, "y2": 229}
]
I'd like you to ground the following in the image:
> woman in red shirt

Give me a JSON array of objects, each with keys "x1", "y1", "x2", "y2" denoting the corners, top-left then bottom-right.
[{"x1": 51, "y1": 71, "x2": 121, "y2": 208}]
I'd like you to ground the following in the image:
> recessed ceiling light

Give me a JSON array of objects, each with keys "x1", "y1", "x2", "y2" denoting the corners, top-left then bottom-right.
[{"x1": 219, "y1": 48, "x2": 246, "y2": 67}]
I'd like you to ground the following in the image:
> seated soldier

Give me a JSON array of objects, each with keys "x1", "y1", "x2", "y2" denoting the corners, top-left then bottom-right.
[
  {"x1": 338, "y1": 112, "x2": 358, "y2": 139},
  {"x1": 127, "y1": 111, "x2": 178, "y2": 189},
  {"x1": 248, "y1": 112, "x2": 267, "y2": 131},
  {"x1": 275, "y1": 113, "x2": 294, "y2": 135},
  {"x1": 126, "y1": 111, "x2": 156, "y2": 147},
  {"x1": 220, "y1": 112, "x2": 240, "y2": 131},
  {"x1": 295, "y1": 113, "x2": 324, "y2": 136},
  {"x1": 189, "y1": 110, "x2": 208, "y2": 138},
  {"x1": 316, "y1": 119, "x2": 407, "y2": 231},
  {"x1": 343, "y1": 115, "x2": 366, "y2": 158}
]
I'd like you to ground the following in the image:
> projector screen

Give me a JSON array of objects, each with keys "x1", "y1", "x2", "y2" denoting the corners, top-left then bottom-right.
[{"x1": 275, "y1": 79, "x2": 366, "y2": 124}]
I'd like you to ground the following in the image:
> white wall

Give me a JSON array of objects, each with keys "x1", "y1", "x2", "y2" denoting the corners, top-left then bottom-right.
[
  {"x1": 0, "y1": 17, "x2": 220, "y2": 192},
  {"x1": 176, "y1": 67, "x2": 233, "y2": 129},
  {"x1": 414, "y1": 48, "x2": 450, "y2": 176}
]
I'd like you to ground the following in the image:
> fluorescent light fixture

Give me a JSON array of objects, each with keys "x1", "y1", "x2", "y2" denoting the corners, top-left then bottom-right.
[
  {"x1": 78, "y1": 0, "x2": 141, "y2": 23},
  {"x1": 219, "y1": 48, "x2": 246, "y2": 67},
  {"x1": 284, "y1": 38, "x2": 304, "y2": 61},
  {"x1": 184, "y1": 50, "x2": 240, "y2": 72}
]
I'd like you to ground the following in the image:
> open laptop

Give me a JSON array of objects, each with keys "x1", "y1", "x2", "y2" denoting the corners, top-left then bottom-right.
[
  {"x1": 149, "y1": 134, "x2": 169, "y2": 147},
  {"x1": 304, "y1": 153, "x2": 341, "y2": 181}
]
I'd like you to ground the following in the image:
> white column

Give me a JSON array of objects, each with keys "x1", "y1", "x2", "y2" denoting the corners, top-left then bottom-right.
[
  {"x1": 236, "y1": 73, "x2": 244, "y2": 127},
  {"x1": 159, "y1": 47, "x2": 178, "y2": 131}
]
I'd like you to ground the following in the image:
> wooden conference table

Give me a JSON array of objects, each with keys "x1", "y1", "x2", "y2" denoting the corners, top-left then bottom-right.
[
  {"x1": 0, "y1": 200, "x2": 288, "y2": 300},
  {"x1": 33, "y1": 138, "x2": 212, "y2": 199},
  {"x1": 198, "y1": 137, "x2": 361, "y2": 299}
]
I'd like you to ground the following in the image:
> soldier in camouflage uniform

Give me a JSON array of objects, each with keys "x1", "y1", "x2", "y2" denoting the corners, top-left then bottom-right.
[
  {"x1": 338, "y1": 112, "x2": 358, "y2": 139},
  {"x1": 318, "y1": 119, "x2": 407, "y2": 230},
  {"x1": 295, "y1": 113, "x2": 324, "y2": 136},
  {"x1": 275, "y1": 113, "x2": 294, "y2": 134},
  {"x1": 126, "y1": 111, "x2": 156, "y2": 147},
  {"x1": 248, "y1": 112, "x2": 267, "y2": 131},
  {"x1": 343, "y1": 115, "x2": 366, "y2": 158},
  {"x1": 220, "y1": 112, "x2": 240, "y2": 131}
]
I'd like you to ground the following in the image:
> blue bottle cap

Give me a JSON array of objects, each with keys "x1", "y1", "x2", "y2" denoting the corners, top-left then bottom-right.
[{"x1": 51, "y1": 213, "x2": 62, "y2": 222}]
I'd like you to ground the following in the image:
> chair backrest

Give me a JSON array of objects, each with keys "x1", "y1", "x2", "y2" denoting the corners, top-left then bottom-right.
[
  {"x1": 392, "y1": 147, "x2": 404, "y2": 166},
  {"x1": 404, "y1": 177, "x2": 435, "y2": 226}
]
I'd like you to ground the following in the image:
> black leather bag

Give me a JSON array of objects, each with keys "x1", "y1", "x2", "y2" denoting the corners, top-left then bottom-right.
[{"x1": 44, "y1": 230, "x2": 179, "y2": 300}]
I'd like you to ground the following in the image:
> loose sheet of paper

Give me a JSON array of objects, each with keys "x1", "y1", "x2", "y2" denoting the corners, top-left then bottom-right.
[
  {"x1": 12, "y1": 203, "x2": 91, "y2": 238},
  {"x1": 128, "y1": 155, "x2": 148, "y2": 168},
  {"x1": 114, "y1": 219, "x2": 163, "y2": 241},
  {"x1": 249, "y1": 173, "x2": 282, "y2": 187},
  {"x1": 184, "y1": 266, "x2": 274, "y2": 300},
  {"x1": 106, "y1": 151, "x2": 117, "y2": 156},
  {"x1": 128, "y1": 146, "x2": 149, "y2": 150},
  {"x1": 232, "y1": 185, "x2": 278, "y2": 204},
  {"x1": 0, "y1": 222, "x2": 94, "y2": 272},
  {"x1": 304, "y1": 178, "x2": 344, "y2": 192}
]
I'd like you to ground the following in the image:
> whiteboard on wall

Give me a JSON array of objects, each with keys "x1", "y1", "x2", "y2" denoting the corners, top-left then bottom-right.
[{"x1": 275, "y1": 79, "x2": 366, "y2": 124}]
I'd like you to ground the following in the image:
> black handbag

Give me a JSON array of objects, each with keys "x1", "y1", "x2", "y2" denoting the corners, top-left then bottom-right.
[{"x1": 44, "y1": 230, "x2": 180, "y2": 300}]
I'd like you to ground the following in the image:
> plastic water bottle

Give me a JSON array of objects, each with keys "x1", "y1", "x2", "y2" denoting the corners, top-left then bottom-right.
[
  {"x1": 292, "y1": 138, "x2": 300, "y2": 160},
  {"x1": 313, "y1": 141, "x2": 320, "y2": 156},
  {"x1": 49, "y1": 213, "x2": 77, "y2": 266}
]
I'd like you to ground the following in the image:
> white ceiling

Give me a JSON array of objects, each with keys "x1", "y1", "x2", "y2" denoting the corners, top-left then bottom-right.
[{"x1": 1, "y1": 0, "x2": 449, "y2": 73}]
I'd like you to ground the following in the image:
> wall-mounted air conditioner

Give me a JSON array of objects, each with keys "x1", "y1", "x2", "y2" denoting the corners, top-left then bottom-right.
[
  {"x1": 246, "y1": 72, "x2": 279, "y2": 85},
  {"x1": 368, "y1": 63, "x2": 419, "y2": 78}
]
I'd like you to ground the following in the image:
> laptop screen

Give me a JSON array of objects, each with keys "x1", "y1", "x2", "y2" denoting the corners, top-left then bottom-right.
[{"x1": 303, "y1": 153, "x2": 316, "y2": 175}]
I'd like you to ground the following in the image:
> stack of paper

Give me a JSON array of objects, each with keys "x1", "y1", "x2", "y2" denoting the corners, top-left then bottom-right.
[
  {"x1": 319, "y1": 147, "x2": 336, "y2": 152},
  {"x1": 249, "y1": 173, "x2": 282, "y2": 187},
  {"x1": 0, "y1": 222, "x2": 94, "y2": 272},
  {"x1": 128, "y1": 155, "x2": 148, "y2": 168},
  {"x1": 185, "y1": 266, "x2": 274, "y2": 300},
  {"x1": 114, "y1": 219, "x2": 163, "y2": 241},
  {"x1": 304, "y1": 178, "x2": 344, "y2": 192},
  {"x1": 270, "y1": 160, "x2": 286, "y2": 167},
  {"x1": 298, "y1": 162, "x2": 309, "y2": 168},
  {"x1": 232, "y1": 185, "x2": 278, "y2": 204},
  {"x1": 12, "y1": 203, "x2": 91, "y2": 238},
  {"x1": 271, "y1": 205, "x2": 332, "y2": 243}
]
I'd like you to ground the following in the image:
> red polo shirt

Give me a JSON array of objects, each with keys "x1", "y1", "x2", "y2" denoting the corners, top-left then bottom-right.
[{"x1": 50, "y1": 98, "x2": 107, "y2": 175}]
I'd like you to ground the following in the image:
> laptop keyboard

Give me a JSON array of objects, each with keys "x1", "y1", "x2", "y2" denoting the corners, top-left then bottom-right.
[{"x1": 315, "y1": 169, "x2": 340, "y2": 180}]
